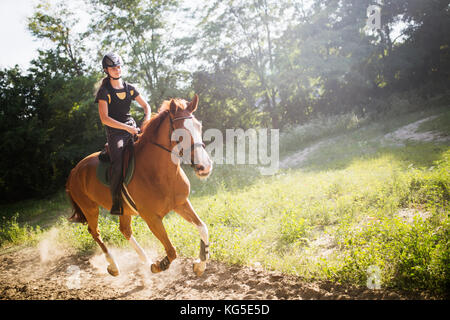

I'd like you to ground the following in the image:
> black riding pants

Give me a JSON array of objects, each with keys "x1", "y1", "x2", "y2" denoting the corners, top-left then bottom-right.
[{"x1": 105, "y1": 118, "x2": 136, "y2": 202}]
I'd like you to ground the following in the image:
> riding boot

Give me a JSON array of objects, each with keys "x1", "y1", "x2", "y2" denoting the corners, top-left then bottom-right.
[
  {"x1": 106, "y1": 123, "x2": 133, "y2": 216},
  {"x1": 110, "y1": 195, "x2": 123, "y2": 215}
]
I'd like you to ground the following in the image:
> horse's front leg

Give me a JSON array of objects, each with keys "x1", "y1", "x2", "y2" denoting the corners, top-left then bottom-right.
[
  {"x1": 141, "y1": 213, "x2": 177, "y2": 273},
  {"x1": 174, "y1": 199, "x2": 209, "y2": 276}
]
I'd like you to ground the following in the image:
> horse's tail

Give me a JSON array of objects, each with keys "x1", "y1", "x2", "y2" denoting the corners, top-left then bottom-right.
[{"x1": 66, "y1": 170, "x2": 88, "y2": 224}]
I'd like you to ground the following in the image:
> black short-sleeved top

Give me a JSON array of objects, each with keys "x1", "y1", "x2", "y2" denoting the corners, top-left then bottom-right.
[{"x1": 95, "y1": 80, "x2": 139, "y2": 123}]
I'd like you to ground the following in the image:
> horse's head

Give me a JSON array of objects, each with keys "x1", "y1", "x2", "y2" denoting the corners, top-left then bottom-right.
[{"x1": 168, "y1": 95, "x2": 213, "y2": 179}]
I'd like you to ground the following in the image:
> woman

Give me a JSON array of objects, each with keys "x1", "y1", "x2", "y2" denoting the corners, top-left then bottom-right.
[{"x1": 95, "y1": 52, "x2": 151, "y2": 215}]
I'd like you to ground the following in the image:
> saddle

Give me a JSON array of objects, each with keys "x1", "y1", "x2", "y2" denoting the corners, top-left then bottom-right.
[
  {"x1": 96, "y1": 138, "x2": 138, "y2": 214},
  {"x1": 97, "y1": 140, "x2": 135, "y2": 187}
]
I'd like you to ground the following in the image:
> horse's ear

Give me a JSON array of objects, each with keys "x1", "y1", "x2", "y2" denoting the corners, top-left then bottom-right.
[
  {"x1": 187, "y1": 94, "x2": 198, "y2": 113},
  {"x1": 169, "y1": 99, "x2": 178, "y2": 115}
]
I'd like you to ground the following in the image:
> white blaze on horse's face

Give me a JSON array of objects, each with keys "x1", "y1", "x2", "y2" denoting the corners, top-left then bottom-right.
[{"x1": 183, "y1": 116, "x2": 213, "y2": 178}]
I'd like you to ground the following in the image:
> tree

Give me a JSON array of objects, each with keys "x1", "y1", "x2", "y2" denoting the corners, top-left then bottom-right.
[
  {"x1": 28, "y1": 0, "x2": 89, "y2": 75},
  {"x1": 86, "y1": 0, "x2": 190, "y2": 108},
  {"x1": 0, "y1": 0, "x2": 106, "y2": 202},
  {"x1": 192, "y1": 60, "x2": 267, "y2": 131},
  {"x1": 197, "y1": 0, "x2": 296, "y2": 128},
  {"x1": 0, "y1": 52, "x2": 103, "y2": 203},
  {"x1": 380, "y1": 0, "x2": 450, "y2": 93}
]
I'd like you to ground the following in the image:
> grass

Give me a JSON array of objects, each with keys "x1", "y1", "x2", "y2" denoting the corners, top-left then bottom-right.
[
  {"x1": 1, "y1": 94, "x2": 449, "y2": 297},
  {"x1": 0, "y1": 191, "x2": 70, "y2": 228},
  {"x1": 0, "y1": 214, "x2": 42, "y2": 248},
  {"x1": 416, "y1": 108, "x2": 450, "y2": 137}
]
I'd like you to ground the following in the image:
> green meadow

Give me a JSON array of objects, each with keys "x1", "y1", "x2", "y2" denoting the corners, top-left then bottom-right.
[{"x1": 1, "y1": 98, "x2": 449, "y2": 297}]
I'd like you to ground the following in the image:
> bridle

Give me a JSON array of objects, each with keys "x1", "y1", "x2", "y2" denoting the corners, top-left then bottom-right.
[{"x1": 150, "y1": 113, "x2": 206, "y2": 166}]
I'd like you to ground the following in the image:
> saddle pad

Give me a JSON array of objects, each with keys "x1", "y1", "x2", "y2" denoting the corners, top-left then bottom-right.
[{"x1": 96, "y1": 156, "x2": 135, "y2": 187}]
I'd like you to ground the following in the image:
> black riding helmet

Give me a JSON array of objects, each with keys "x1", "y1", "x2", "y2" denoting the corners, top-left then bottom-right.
[{"x1": 102, "y1": 52, "x2": 123, "y2": 80}]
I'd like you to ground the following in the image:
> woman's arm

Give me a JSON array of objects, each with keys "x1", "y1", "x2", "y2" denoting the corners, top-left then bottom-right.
[
  {"x1": 98, "y1": 99, "x2": 139, "y2": 134},
  {"x1": 135, "y1": 95, "x2": 151, "y2": 122}
]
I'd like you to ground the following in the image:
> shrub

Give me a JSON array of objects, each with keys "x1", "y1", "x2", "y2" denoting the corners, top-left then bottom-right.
[{"x1": 0, "y1": 213, "x2": 41, "y2": 248}]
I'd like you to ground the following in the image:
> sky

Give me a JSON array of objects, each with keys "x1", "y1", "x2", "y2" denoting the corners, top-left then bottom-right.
[
  {"x1": 0, "y1": 0, "x2": 200, "y2": 71},
  {"x1": 0, "y1": 0, "x2": 43, "y2": 70},
  {"x1": 0, "y1": 0, "x2": 92, "y2": 70}
]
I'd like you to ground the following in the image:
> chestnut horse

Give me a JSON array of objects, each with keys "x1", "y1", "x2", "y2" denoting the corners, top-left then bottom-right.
[{"x1": 65, "y1": 95, "x2": 213, "y2": 277}]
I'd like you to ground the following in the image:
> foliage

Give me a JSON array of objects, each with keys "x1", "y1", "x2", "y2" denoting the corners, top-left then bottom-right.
[
  {"x1": 1, "y1": 0, "x2": 448, "y2": 200},
  {"x1": 0, "y1": 214, "x2": 41, "y2": 248},
  {"x1": 85, "y1": 0, "x2": 188, "y2": 107},
  {"x1": 327, "y1": 213, "x2": 449, "y2": 295},
  {"x1": 1, "y1": 0, "x2": 450, "y2": 298},
  {"x1": 0, "y1": 55, "x2": 104, "y2": 202}
]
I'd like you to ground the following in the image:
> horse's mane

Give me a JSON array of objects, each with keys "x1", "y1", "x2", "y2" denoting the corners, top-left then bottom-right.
[{"x1": 137, "y1": 99, "x2": 187, "y2": 144}]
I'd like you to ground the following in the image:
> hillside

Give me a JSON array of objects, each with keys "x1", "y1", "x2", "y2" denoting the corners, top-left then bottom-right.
[{"x1": 1, "y1": 102, "x2": 449, "y2": 300}]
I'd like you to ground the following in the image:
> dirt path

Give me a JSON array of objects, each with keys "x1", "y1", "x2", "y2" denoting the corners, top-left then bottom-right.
[
  {"x1": 0, "y1": 244, "x2": 432, "y2": 300},
  {"x1": 280, "y1": 114, "x2": 449, "y2": 169},
  {"x1": 383, "y1": 115, "x2": 449, "y2": 143}
]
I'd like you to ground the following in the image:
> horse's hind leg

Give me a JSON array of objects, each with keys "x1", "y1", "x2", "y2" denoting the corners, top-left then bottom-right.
[
  {"x1": 140, "y1": 213, "x2": 177, "y2": 273},
  {"x1": 119, "y1": 215, "x2": 150, "y2": 265},
  {"x1": 174, "y1": 199, "x2": 209, "y2": 276}
]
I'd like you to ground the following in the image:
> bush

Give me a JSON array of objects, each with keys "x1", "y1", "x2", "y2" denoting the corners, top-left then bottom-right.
[
  {"x1": 327, "y1": 213, "x2": 449, "y2": 296},
  {"x1": 279, "y1": 209, "x2": 309, "y2": 245},
  {"x1": 0, "y1": 214, "x2": 41, "y2": 248}
]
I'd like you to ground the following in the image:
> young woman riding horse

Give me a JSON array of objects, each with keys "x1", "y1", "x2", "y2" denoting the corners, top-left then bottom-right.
[
  {"x1": 96, "y1": 52, "x2": 151, "y2": 216},
  {"x1": 66, "y1": 87, "x2": 213, "y2": 276}
]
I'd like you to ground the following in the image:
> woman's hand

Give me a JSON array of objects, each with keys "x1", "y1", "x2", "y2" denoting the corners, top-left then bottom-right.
[
  {"x1": 98, "y1": 100, "x2": 141, "y2": 135},
  {"x1": 127, "y1": 126, "x2": 140, "y2": 135}
]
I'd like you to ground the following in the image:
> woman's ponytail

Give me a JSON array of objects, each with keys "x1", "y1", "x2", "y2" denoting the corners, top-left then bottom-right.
[{"x1": 94, "y1": 76, "x2": 109, "y2": 96}]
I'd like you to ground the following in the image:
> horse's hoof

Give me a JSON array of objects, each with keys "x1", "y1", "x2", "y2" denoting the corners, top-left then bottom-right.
[
  {"x1": 151, "y1": 263, "x2": 161, "y2": 273},
  {"x1": 193, "y1": 259, "x2": 206, "y2": 277},
  {"x1": 151, "y1": 256, "x2": 172, "y2": 273},
  {"x1": 107, "y1": 265, "x2": 119, "y2": 277}
]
